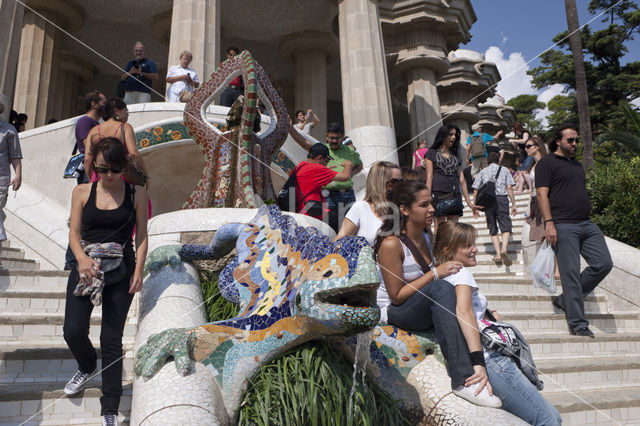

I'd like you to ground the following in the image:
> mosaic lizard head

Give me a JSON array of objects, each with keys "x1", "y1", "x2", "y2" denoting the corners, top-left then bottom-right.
[{"x1": 214, "y1": 205, "x2": 381, "y2": 334}]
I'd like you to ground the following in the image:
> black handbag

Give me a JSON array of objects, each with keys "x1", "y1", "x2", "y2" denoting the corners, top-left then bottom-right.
[
  {"x1": 102, "y1": 258, "x2": 128, "y2": 285},
  {"x1": 434, "y1": 191, "x2": 463, "y2": 217},
  {"x1": 476, "y1": 166, "x2": 502, "y2": 209}
]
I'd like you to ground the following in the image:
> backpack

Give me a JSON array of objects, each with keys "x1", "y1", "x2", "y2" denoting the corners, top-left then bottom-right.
[
  {"x1": 277, "y1": 164, "x2": 301, "y2": 212},
  {"x1": 469, "y1": 134, "x2": 487, "y2": 158},
  {"x1": 277, "y1": 164, "x2": 323, "y2": 216},
  {"x1": 475, "y1": 165, "x2": 502, "y2": 209}
]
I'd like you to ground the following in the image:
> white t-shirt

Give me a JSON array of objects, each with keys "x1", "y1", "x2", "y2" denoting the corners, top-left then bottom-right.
[
  {"x1": 443, "y1": 267, "x2": 487, "y2": 322},
  {"x1": 295, "y1": 122, "x2": 313, "y2": 134},
  {"x1": 166, "y1": 65, "x2": 200, "y2": 102},
  {"x1": 344, "y1": 200, "x2": 382, "y2": 247}
]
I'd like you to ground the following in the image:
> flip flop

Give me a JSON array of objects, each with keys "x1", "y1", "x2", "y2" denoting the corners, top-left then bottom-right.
[{"x1": 500, "y1": 251, "x2": 512, "y2": 266}]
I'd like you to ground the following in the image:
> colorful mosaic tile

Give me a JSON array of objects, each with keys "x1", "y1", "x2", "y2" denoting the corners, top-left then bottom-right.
[
  {"x1": 137, "y1": 205, "x2": 381, "y2": 415},
  {"x1": 180, "y1": 50, "x2": 289, "y2": 210}
]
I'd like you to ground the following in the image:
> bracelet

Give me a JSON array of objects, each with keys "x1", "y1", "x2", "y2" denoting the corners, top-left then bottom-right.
[
  {"x1": 544, "y1": 219, "x2": 553, "y2": 224},
  {"x1": 470, "y1": 351, "x2": 485, "y2": 367},
  {"x1": 432, "y1": 267, "x2": 439, "y2": 281}
]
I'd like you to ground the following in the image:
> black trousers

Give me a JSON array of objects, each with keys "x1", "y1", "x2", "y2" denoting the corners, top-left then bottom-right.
[
  {"x1": 63, "y1": 267, "x2": 134, "y2": 415},
  {"x1": 387, "y1": 279, "x2": 475, "y2": 388}
]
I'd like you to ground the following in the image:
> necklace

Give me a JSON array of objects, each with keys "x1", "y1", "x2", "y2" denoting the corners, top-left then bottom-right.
[{"x1": 436, "y1": 149, "x2": 458, "y2": 175}]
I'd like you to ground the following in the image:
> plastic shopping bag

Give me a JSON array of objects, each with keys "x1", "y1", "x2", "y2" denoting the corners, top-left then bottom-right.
[{"x1": 530, "y1": 241, "x2": 556, "y2": 293}]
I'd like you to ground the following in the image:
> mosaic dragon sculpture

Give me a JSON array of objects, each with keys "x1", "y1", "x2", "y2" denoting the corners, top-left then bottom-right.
[
  {"x1": 182, "y1": 50, "x2": 288, "y2": 209},
  {"x1": 137, "y1": 207, "x2": 525, "y2": 424}
]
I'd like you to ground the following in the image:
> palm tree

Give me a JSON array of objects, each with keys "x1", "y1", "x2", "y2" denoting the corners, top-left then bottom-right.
[
  {"x1": 597, "y1": 101, "x2": 640, "y2": 157},
  {"x1": 565, "y1": 0, "x2": 594, "y2": 170}
]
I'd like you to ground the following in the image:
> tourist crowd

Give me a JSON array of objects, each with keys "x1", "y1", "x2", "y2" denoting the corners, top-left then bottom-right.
[
  {"x1": 0, "y1": 38, "x2": 614, "y2": 426},
  {"x1": 283, "y1": 118, "x2": 611, "y2": 425}
]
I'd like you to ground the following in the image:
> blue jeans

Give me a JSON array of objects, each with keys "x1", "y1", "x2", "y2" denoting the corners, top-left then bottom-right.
[
  {"x1": 486, "y1": 352, "x2": 562, "y2": 425},
  {"x1": 387, "y1": 280, "x2": 474, "y2": 388},
  {"x1": 553, "y1": 220, "x2": 613, "y2": 331},
  {"x1": 325, "y1": 189, "x2": 355, "y2": 233}
]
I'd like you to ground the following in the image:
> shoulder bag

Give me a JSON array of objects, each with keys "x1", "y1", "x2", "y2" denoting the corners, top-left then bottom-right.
[
  {"x1": 398, "y1": 233, "x2": 433, "y2": 274},
  {"x1": 63, "y1": 143, "x2": 85, "y2": 179},
  {"x1": 475, "y1": 165, "x2": 502, "y2": 209}
]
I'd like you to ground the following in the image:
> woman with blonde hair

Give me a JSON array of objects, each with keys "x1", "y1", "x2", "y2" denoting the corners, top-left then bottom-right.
[
  {"x1": 166, "y1": 50, "x2": 200, "y2": 103},
  {"x1": 335, "y1": 160, "x2": 401, "y2": 246},
  {"x1": 435, "y1": 221, "x2": 561, "y2": 425}
]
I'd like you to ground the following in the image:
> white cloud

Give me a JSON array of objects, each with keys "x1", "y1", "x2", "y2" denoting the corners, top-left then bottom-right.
[
  {"x1": 500, "y1": 32, "x2": 508, "y2": 46},
  {"x1": 484, "y1": 46, "x2": 569, "y2": 126}
]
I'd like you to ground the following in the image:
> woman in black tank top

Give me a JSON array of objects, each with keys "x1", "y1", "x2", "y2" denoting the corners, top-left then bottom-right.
[{"x1": 63, "y1": 137, "x2": 148, "y2": 425}]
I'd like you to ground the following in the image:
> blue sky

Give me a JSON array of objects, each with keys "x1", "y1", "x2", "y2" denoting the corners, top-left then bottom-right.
[{"x1": 463, "y1": 0, "x2": 640, "y2": 115}]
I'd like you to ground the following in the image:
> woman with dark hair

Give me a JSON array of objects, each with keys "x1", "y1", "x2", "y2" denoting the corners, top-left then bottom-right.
[
  {"x1": 84, "y1": 98, "x2": 149, "y2": 189},
  {"x1": 374, "y1": 180, "x2": 501, "y2": 408},
  {"x1": 508, "y1": 122, "x2": 531, "y2": 158},
  {"x1": 425, "y1": 124, "x2": 478, "y2": 234},
  {"x1": 63, "y1": 137, "x2": 148, "y2": 426},
  {"x1": 294, "y1": 109, "x2": 319, "y2": 134}
]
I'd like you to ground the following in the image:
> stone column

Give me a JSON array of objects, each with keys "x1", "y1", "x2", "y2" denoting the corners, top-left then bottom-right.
[
  {"x1": 167, "y1": 0, "x2": 220, "y2": 95},
  {"x1": 394, "y1": 27, "x2": 450, "y2": 147},
  {"x1": 49, "y1": 52, "x2": 94, "y2": 121},
  {"x1": 0, "y1": 0, "x2": 25, "y2": 121},
  {"x1": 13, "y1": 9, "x2": 61, "y2": 129},
  {"x1": 280, "y1": 31, "x2": 337, "y2": 141},
  {"x1": 12, "y1": 0, "x2": 82, "y2": 129},
  {"x1": 406, "y1": 66, "x2": 445, "y2": 144},
  {"x1": 338, "y1": 0, "x2": 397, "y2": 167}
]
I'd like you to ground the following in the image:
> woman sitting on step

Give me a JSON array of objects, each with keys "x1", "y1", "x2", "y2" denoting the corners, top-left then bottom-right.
[
  {"x1": 374, "y1": 180, "x2": 501, "y2": 408},
  {"x1": 435, "y1": 221, "x2": 561, "y2": 425},
  {"x1": 63, "y1": 138, "x2": 148, "y2": 426}
]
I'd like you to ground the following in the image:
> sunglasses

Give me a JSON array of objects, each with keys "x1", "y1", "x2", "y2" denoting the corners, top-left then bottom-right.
[
  {"x1": 387, "y1": 178, "x2": 400, "y2": 186},
  {"x1": 525, "y1": 144, "x2": 535, "y2": 149},
  {"x1": 94, "y1": 164, "x2": 122, "y2": 174},
  {"x1": 566, "y1": 137, "x2": 580, "y2": 144}
]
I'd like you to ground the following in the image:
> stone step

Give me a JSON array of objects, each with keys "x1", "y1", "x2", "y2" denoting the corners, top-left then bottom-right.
[
  {"x1": 543, "y1": 386, "x2": 640, "y2": 425},
  {"x1": 536, "y1": 357, "x2": 640, "y2": 393},
  {"x1": 474, "y1": 233, "x2": 524, "y2": 246},
  {"x1": 0, "y1": 313, "x2": 138, "y2": 342},
  {"x1": 0, "y1": 246, "x2": 26, "y2": 261},
  {"x1": 0, "y1": 382, "x2": 131, "y2": 425},
  {"x1": 474, "y1": 277, "x2": 565, "y2": 295},
  {"x1": 484, "y1": 293, "x2": 604, "y2": 314},
  {"x1": 526, "y1": 332, "x2": 640, "y2": 360},
  {"x1": 467, "y1": 260, "x2": 524, "y2": 274},
  {"x1": 0, "y1": 257, "x2": 39, "y2": 270},
  {"x1": 472, "y1": 249, "x2": 524, "y2": 263},
  {"x1": 501, "y1": 312, "x2": 640, "y2": 334},
  {"x1": 0, "y1": 269, "x2": 69, "y2": 292},
  {"x1": 0, "y1": 344, "x2": 136, "y2": 386}
]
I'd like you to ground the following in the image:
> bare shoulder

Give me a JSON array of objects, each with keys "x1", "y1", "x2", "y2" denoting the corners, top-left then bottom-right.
[
  {"x1": 72, "y1": 183, "x2": 91, "y2": 203},
  {"x1": 379, "y1": 236, "x2": 402, "y2": 255}
]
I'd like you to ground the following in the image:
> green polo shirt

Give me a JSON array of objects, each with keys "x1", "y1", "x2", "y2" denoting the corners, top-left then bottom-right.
[{"x1": 323, "y1": 143, "x2": 362, "y2": 191}]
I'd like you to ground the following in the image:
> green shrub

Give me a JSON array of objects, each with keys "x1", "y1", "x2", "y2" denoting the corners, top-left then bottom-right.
[
  {"x1": 587, "y1": 155, "x2": 640, "y2": 249},
  {"x1": 199, "y1": 270, "x2": 239, "y2": 322},
  {"x1": 238, "y1": 341, "x2": 408, "y2": 426},
  {"x1": 199, "y1": 265, "x2": 406, "y2": 424}
]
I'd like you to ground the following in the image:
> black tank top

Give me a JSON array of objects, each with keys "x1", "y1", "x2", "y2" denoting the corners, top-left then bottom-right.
[{"x1": 82, "y1": 181, "x2": 136, "y2": 268}]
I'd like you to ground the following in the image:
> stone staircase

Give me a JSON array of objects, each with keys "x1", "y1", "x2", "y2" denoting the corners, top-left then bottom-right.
[
  {"x1": 0, "y1": 241, "x2": 137, "y2": 426},
  {"x1": 461, "y1": 193, "x2": 640, "y2": 425}
]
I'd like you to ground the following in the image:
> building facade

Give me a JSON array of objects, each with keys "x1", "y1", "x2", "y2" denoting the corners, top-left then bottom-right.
[{"x1": 0, "y1": 0, "x2": 513, "y2": 167}]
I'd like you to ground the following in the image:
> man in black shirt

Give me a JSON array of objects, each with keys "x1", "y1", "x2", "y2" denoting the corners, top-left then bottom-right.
[{"x1": 535, "y1": 123, "x2": 612, "y2": 338}]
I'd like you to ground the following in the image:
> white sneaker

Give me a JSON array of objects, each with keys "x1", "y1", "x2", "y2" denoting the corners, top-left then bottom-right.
[
  {"x1": 64, "y1": 369, "x2": 94, "y2": 395},
  {"x1": 102, "y1": 414, "x2": 119, "y2": 426},
  {"x1": 453, "y1": 383, "x2": 502, "y2": 408}
]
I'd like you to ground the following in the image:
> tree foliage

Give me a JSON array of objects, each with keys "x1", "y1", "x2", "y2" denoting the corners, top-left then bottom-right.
[
  {"x1": 587, "y1": 155, "x2": 640, "y2": 248},
  {"x1": 547, "y1": 95, "x2": 578, "y2": 129},
  {"x1": 529, "y1": 0, "x2": 640, "y2": 135},
  {"x1": 506, "y1": 94, "x2": 545, "y2": 134}
]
